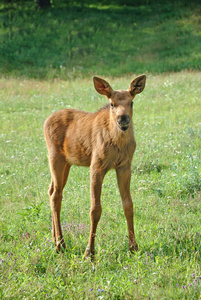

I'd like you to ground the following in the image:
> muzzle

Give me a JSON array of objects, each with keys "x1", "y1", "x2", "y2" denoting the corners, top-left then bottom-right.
[{"x1": 117, "y1": 114, "x2": 130, "y2": 131}]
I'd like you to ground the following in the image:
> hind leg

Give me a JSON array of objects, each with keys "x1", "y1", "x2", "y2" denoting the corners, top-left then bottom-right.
[{"x1": 48, "y1": 154, "x2": 71, "y2": 251}]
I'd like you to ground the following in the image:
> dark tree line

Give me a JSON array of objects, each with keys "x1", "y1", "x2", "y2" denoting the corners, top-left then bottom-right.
[
  {"x1": 37, "y1": 0, "x2": 51, "y2": 8},
  {"x1": 2, "y1": 0, "x2": 200, "y2": 9}
]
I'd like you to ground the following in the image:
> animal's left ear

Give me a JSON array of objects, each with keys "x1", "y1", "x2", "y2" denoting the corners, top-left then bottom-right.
[{"x1": 129, "y1": 74, "x2": 146, "y2": 96}]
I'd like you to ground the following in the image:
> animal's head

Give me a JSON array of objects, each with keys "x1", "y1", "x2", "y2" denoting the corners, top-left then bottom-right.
[{"x1": 93, "y1": 75, "x2": 146, "y2": 132}]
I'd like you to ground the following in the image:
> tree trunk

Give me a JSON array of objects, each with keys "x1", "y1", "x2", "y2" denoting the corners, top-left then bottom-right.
[{"x1": 37, "y1": 0, "x2": 51, "y2": 9}]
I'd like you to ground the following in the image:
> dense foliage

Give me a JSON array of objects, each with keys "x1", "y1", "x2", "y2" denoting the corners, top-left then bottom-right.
[{"x1": 0, "y1": 1, "x2": 200, "y2": 79}]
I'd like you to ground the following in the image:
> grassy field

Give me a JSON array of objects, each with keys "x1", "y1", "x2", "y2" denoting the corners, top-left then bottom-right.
[
  {"x1": 0, "y1": 72, "x2": 201, "y2": 299},
  {"x1": 0, "y1": 1, "x2": 201, "y2": 79},
  {"x1": 0, "y1": 0, "x2": 201, "y2": 299}
]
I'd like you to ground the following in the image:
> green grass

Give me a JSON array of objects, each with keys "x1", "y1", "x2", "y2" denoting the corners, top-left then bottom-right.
[
  {"x1": 0, "y1": 72, "x2": 201, "y2": 299},
  {"x1": 0, "y1": 1, "x2": 201, "y2": 79},
  {"x1": 0, "y1": 1, "x2": 201, "y2": 298}
]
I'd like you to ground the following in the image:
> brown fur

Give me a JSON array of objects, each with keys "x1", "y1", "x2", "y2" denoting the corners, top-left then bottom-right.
[{"x1": 44, "y1": 75, "x2": 146, "y2": 260}]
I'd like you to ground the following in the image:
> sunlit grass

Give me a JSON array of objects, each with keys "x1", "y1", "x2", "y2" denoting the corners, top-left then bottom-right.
[{"x1": 0, "y1": 72, "x2": 201, "y2": 299}]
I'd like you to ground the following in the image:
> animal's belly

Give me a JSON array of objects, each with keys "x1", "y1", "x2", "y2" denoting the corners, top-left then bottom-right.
[
  {"x1": 63, "y1": 139, "x2": 92, "y2": 167},
  {"x1": 66, "y1": 151, "x2": 91, "y2": 167}
]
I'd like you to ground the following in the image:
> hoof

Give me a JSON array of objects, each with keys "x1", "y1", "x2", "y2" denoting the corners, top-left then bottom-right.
[
  {"x1": 56, "y1": 239, "x2": 66, "y2": 252},
  {"x1": 129, "y1": 242, "x2": 139, "y2": 253},
  {"x1": 84, "y1": 247, "x2": 95, "y2": 261}
]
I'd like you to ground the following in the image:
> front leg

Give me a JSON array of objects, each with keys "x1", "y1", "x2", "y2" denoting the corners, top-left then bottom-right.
[
  {"x1": 84, "y1": 164, "x2": 105, "y2": 261},
  {"x1": 116, "y1": 164, "x2": 138, "y2": 253}
]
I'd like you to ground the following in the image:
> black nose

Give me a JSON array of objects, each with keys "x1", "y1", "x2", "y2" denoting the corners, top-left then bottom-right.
[{"x1": 118, "y1": 114, "x2": 130, "y2": 126}]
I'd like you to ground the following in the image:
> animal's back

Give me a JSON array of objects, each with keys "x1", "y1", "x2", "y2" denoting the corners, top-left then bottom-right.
[
  {"x1": 44, "y1": 108, "x2": 91, "y2": 166},
  {"x1": 44, "y1": 107, "x2": 111, "y2": 167}
]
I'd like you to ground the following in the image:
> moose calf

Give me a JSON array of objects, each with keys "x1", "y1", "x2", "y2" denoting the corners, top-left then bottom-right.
[{"x1": 44, "y1": 75, "x2": 146, "y2": 260}]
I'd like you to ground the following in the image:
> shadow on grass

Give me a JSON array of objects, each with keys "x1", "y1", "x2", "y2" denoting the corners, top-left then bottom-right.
[{"x1": 0, "y1": 1, "x2": 200, "y2": 79}]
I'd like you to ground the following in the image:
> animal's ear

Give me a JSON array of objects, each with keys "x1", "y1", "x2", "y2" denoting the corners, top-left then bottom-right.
[
  {"x1": 93, "y1": 76, "x2": 113, "y2": 98},
  {"x1": 129, "y1": 74, "x2": 146, "y2": 96}
]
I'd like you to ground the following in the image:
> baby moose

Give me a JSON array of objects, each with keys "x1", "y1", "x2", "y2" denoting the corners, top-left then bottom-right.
[{"x1": 44, "y1": 75, "x2": 146, "y2": 260}]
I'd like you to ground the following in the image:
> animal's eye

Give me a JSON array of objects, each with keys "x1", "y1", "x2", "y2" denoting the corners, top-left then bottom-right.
[
  {"x1": 110, "y1": 103, "x2": 114, "y2": 108},
  {"x1": 131, "y1": 101, "x2": 133, "y2": 108}
]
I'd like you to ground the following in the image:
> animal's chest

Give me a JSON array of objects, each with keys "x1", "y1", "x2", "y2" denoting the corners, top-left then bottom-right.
[{"x1": 97, "y1": 139, "x2": 136, "y2": 170}]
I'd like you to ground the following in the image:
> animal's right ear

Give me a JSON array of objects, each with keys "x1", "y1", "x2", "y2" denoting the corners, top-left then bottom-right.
[{"x1": 93, "y1": 77, "x2": 113, "y2": 98}]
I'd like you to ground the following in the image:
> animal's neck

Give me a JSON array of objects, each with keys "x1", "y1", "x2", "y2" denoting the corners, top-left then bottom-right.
[{"x1": 109, "y1": 117, "x2": 134, "y2": 148}]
